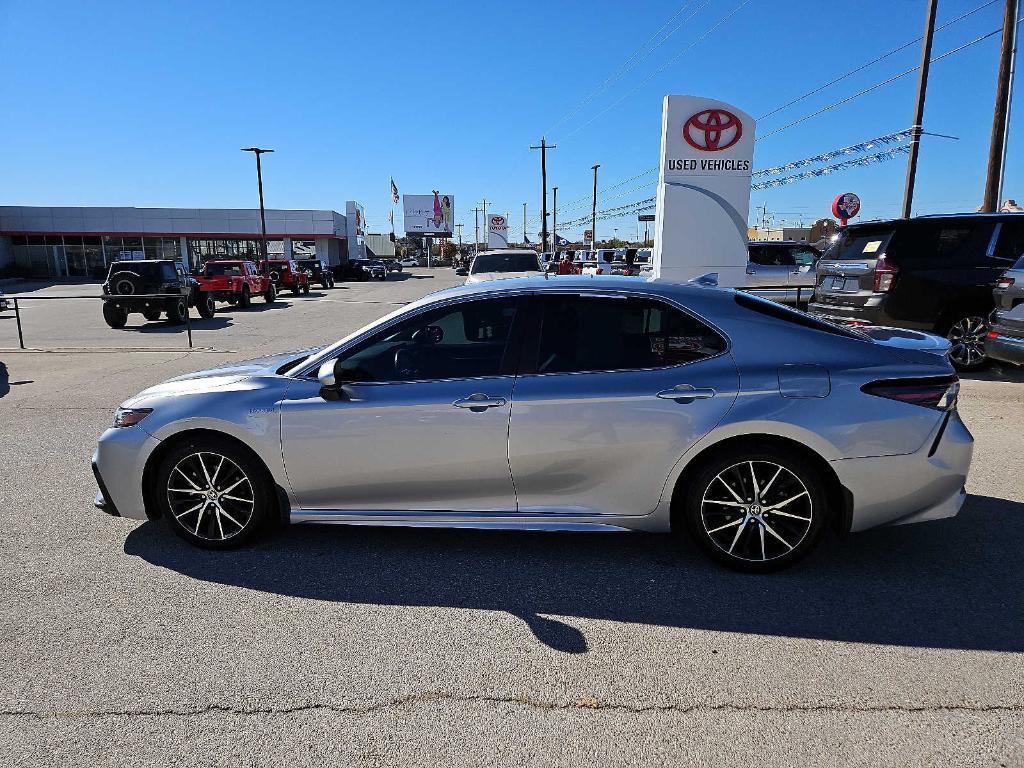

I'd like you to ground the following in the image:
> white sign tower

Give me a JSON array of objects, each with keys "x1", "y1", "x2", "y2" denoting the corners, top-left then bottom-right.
[{"x1": 652, "y1": 95, "x2": 755, "y2": 285}]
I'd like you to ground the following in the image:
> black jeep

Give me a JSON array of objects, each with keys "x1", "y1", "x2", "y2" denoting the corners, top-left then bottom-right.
[
  {"x1": 294, "y1": 257, "x2": 336, "y2": 289},
  {"x1": 101, "y1": 259, "x2": 215, "y2": 328}
]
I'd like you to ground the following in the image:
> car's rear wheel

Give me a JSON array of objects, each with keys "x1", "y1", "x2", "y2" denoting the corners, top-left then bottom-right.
[
  {"x1": 302, "y1": 283, "x2": 310, "y2": 295},
  {"x1": 142, "y1": 307, "x2": 162, "y2": 321},
  {"x1": 102, "y1": 302, "x2": 128, "y2": 328},
  {"x1": 945, "y1": 313, "x2": 990, "y2": 371},
  {"x1": 680, "y1": 447, "x2": 827, "y2": 572},
  {"x1": 264, "y1": 282, "x2": 277, "y2": 303},
  {"x1": 291, "y1": 284, "x2": 301, "y2": 295},
  {"x1": 166, "y1": 296, "x2": 188, "y2": 324},
  {"x1": 155, "y1": 437, "x2": 273, "y2": 549},
  {"x1": 239, "y1": 286, "x2": 251, "y2": 308},
  {"x1": 196, "y1": 292, "x2": 216, "y2": 319}
]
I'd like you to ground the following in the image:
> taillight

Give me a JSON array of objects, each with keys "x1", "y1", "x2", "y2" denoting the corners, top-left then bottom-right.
[
  {"x1": 862, "y1": 375, "x2": 959, "y2": 410},
  {"x1": 997, "y1": 277, "x2": 1015, "y2": 289},
  {"x1": 987, "y1": 330, "x2": 999, "y2": 339},
  {"x1": 873, "y1": 256, "x2": 898, "y2": 292}
]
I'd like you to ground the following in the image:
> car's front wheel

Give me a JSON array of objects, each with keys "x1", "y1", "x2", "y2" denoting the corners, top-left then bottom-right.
[
  {"x1": 264, "y1": 282, "x2": 277, "y2": 303},
  {"x1": 102, "y1": 302, "x2": 128, "y2": 328},
  {"x1": 154, "y1": 437, "x2": 273, "y2": 549},
  {"x1": 680, "y1": 447, "x2": 827, "y2": 572}
]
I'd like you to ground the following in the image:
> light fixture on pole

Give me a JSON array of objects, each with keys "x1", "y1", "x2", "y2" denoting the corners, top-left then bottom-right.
[{"x1": 241, "y1": 147, "x2": 274, "y2": 263}]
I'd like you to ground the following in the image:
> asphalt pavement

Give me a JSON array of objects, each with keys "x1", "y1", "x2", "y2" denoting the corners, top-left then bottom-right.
[{"x1": 0, "y1": 270, "x2": 1022, "y2": 767}]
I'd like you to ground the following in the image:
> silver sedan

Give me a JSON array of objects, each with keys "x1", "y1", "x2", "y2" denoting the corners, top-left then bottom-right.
[{"x1": 93, "y1": 277, "x2": 972, "y2": 571}]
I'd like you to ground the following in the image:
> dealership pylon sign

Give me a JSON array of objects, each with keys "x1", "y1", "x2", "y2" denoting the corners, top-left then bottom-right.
[{"x1": 652, "y1": 96, "x2": 755, "y2": 285}]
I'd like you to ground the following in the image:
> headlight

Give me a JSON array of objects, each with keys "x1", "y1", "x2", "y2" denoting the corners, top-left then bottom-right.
[{"x1": 113, "y1": 407, "x2": 153, "y2": 428}]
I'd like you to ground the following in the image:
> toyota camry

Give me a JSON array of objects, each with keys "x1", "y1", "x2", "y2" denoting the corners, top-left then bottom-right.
[{"x1": 93, "y1": 277, "x2": 971, "y2": 571}]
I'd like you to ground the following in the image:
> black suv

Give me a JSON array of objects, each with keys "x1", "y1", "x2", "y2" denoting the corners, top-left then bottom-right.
[
  {"x1": 294, "y1": 257, "x2": 335, "y2": 289},
  {"x1": 808, "y1": 214, "x2": 1024, "y2": 369},
  {"x1": 101, "y1": 259, "x2": 215, "y2": 328}
]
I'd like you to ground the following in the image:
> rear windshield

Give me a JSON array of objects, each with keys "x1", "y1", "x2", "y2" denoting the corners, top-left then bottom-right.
[
  {"x1": 1013, "y1": 254, "x2": 1024, "y2": 270},
  {"x1": 471, "y1": 253, "x2": 540, "y2": 273},
  {"x1": 204, "y1": 262, "x2": 243, "y2": 276},
  {"x1": 734, "y1": 292, "x2": 868, "y2": 340},
  {"x1": 822, "y1": 226, "x2": 896, "y2": 261}
]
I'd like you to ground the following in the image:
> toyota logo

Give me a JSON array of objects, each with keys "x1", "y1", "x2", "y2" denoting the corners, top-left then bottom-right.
[{"x1": 683, "y1": 109, "x2": 742, "y2": 152}]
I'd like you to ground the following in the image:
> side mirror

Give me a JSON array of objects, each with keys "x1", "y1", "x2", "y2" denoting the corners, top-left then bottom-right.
[
  {"x1": 455, "y1": 268, "x2": 468, "y2": 276},
  {"x1": 318, "y1": 359, "x2": 348, "y2": 401}
]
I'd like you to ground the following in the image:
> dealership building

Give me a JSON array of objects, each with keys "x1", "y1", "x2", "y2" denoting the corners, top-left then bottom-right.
[{"x1": 0, "y1": 204, "x2": 369, "y2": 278}]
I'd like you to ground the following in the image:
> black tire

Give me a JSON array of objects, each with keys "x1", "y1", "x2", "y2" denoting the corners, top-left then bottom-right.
[
  {"x1": 238, "y1": 286, "x2": 251, "y2": 308},
  {"x1": 166, "y1": 296, "x2": 188, "y2": 324},
  {"x1": 943, "y1": 312, "x2": 990, "y2": 371},
  {"x1": 291, "y1": 285, "x2": 301, "y2": 295},
  {"x1": 302, "y1": 283, "x2": 310, "y2": 295},
  {"x1": 108, "y1": 270, "x2": 144, "y2": 296},
  {"x1": 142, "y1": 307, "x2": 162, "y2": 322},
  {"x1": 196, "y1": 291, "x2": 216, "y2": 319},
  {"x1": 102, "y1": 302, "x2": 128, "y2": 329},
  {"x1": 153, "y1": 436, "x2": 274, "y2": 549},
  {"x1": 678, "y1": 446, "x2": 828, "y2": 573},
  {"x1": 321, "y1": 278, "x2": 330, "y2": 289},
  {"x1": 264, "y1": 282, "x2": 277, "y2": 303}
]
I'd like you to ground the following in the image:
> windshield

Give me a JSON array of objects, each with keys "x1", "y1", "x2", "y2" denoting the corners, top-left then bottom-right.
[
  {"x1": 204, "y1": 262, "x2": 243, "y2": 276},
  {"x1": 471, "y1": 253, "x2": 540, "y2": 274}
]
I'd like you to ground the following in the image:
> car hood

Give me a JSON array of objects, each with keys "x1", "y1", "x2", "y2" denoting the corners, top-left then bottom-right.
[{"x1": 122, "y1": 346, "x2": 322, "y2": 406}]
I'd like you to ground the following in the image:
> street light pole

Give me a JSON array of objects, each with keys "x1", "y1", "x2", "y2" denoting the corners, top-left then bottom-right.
[
  {"x1": 591, "y1": 164, "x2": 600, "y2": 251},
  {"x1": 241, "y1": 147, "x2": 274, "y2": 263},
  {"x1": 522, "y1": 202, "x2": 528, "y2": 246}
]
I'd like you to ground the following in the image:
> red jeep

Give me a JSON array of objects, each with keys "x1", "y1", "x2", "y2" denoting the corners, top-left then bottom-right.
[
  {"x1": 194, "y1": 260, "x2": 276, "y2": 308},
  {"x1": 265, "y1": 259, "x2": 310, "y2": 295}
]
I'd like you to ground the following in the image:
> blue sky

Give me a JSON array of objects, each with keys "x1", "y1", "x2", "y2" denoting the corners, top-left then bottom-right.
[{"x1": 0, "y1": 0, "x2": 1020, "y2": 240}]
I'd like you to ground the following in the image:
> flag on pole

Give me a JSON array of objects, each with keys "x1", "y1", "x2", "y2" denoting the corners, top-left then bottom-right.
[
  {"x1": 390, "y1": 178, "x2": 399, "y2": 204},
  {"x1": 388, "y1": 209, "x2": 394, "y2": 223}
]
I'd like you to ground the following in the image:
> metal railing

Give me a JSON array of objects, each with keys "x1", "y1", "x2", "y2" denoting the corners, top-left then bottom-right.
[{"x1": 5, "y1": 293, "x2": 194, "y2": 350}]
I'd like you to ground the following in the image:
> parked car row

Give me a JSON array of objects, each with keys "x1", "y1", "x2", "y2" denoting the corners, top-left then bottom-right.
[{"x1": 99, "y1": 255, "x2": 406, "y2": 328}]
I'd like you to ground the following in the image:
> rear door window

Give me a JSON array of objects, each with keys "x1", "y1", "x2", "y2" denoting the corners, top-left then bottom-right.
[
  {"x1": 901, "y1": 219, "x2": 994, "y2": 265},
  {"x1": 994, "y1": 221, "x2": 1024, "y2": 265},
  {"x1": 532, "y1": 295, "x2": 726, "y2": 374}
]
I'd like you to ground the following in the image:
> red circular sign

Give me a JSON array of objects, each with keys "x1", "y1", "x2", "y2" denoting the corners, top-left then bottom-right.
[
  {"x1": 832, "y1": 192, "x2": 861, "y2": 221},
  {"x1": 683, "y1": 109, "x2": 743, "y2": 152}
]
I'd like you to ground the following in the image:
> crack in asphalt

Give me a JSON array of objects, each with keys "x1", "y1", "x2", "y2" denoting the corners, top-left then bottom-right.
[{"x1": 2, "y1": 694, "x2": 1022, "y2": 720}]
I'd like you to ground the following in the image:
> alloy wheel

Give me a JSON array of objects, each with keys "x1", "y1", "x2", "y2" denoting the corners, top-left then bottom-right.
[
  {"x1": 700, "y1": 460, "x2": 814, "y2": 563},
  {"x1": 166, "y1": 451, "x2": 255, "y2": 541},
  {"x1": 946, "y1": 315, "x2": 988, "y2": 368}
]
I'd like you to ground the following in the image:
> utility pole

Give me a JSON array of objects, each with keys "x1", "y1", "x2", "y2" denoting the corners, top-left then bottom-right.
[
  {"x1": 591, "y1": 164, "x2": 600, "y2": 251},
  {"x1": 481, "y1": 199, "x2": 489, "y2": 250},
  {"x1": 530, "y1": 137, "x2": 556, "y2": 254},
  {"x1": 473, "y1": 207, "x2": 481, "y2": 256},
  {"x1": 901, "y1": 0, "x2": 938, "y2": 219},
  {"x1": 551, "y1": 187, "x2": 558, "y2": 260},
  {"x1": 522, "y1": 202, "x2": 528, "y2": 246},
  {"x1": 983, "y1": 0, "x2": 1019, "y2": 211},
  {"x1": 241, "y1": 147, "x2": 274, "y2": 263},
  {"x1": 455, "y1": 223, "x2": 464, "y2": 250}
]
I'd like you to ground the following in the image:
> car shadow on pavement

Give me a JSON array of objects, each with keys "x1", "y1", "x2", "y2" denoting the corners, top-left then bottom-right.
[
  {"x1": 123, "y1": 493, "x2": 1024, "y2": 655},
  {"x1": 0, "y1": 361, "x2": 33, "y2": 398},
  {"x1": 132, "y1": 318, "x2": 233, "y2": 333}
]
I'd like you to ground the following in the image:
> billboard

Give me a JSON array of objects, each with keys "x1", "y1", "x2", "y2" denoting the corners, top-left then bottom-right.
[
  {"x1": 403, "y1": 192, "x2": 454, "y2": 236},
  {"x1": 487, "y1": 214, "x2": 509, "y2": 248},
  {"x1": 346, "y1": 201, "x2": 366, "y2": 260}
]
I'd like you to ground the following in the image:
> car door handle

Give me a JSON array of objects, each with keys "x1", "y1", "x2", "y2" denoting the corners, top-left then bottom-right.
[
  {"x1": 656, "y1": 385, "x2": 716, "y2": 402},
  {"x1": 453, "y1": 394, "x2": 507, "y2": 410}
]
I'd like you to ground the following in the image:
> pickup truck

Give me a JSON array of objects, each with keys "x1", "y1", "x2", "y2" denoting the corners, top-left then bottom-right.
[{"x1": 193, "y1": 260, "x2": 276, "y2": 307}]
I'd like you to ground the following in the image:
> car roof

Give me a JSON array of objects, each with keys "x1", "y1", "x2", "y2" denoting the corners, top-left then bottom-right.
[
  {"x1": 421, "y1": 275, "x2": 732, "y2": 304},
  {"x1": 474, "y1": 249, "x2": 539, "y2": 257}
]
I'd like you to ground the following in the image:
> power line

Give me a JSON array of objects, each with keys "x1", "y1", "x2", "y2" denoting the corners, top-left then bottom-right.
[
  {"x1": 559, "y1": 0, "x2": 752, "y2": 142},
  {"x1": 757, "y1": 0, "x2": 999, "y2": 122},
  {"x1": 759, "y1": 21, "x2": 1017, "y2": 141},
  {"x1": 544, "y1": 0, "x2": 704, "y2": 137}
]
